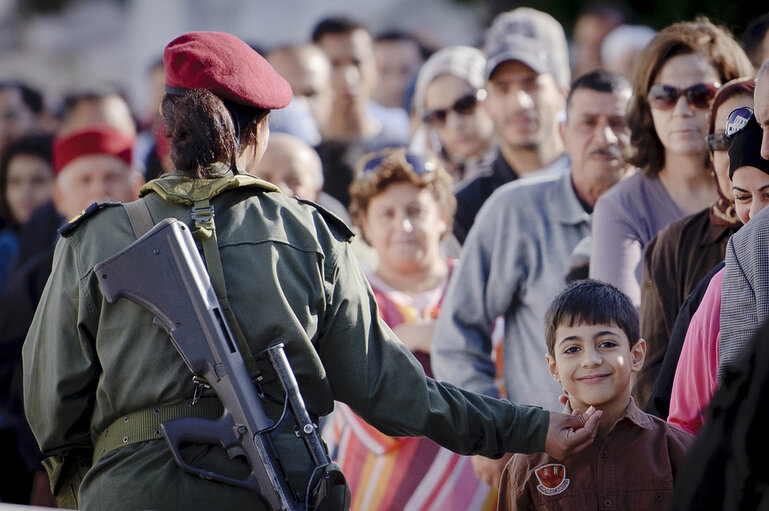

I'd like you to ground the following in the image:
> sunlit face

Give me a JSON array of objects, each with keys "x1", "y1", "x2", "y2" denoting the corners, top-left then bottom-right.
[
  {"x1": 255, "y1": 139, "x2": 320, "y2": 200},
  {"x1": 711, "y1": 94, "x2": 754, "y2": 201},
  {"x1": 423, "y1": 74, "x2": 494, "y2": 159},
  {"x1": 755, "y1": 74, "x2": 769, "y2": 160},
  {"x1": 317, "y1": 29, "x2": 377, "y2": 106},
  {"x1": 53, "y1": 155, "x2": 135, "y2": 220},
  {"x1": 731, "y1": 166, "x2": 769, "y2": 224},
  {"x1": 483, "y1": 60, "x2": 565, "y2": 151},
  {"x1": 649, "y1": 53, "x2": 720, "y2": 159},
  {"x1": 547, "y1": 322, "x2": 645, "y2": 412},
  {"x1": 562, "y1": 88, "x2": 631, "y2": 188},
  {"x1": 4, "y1": 154, "x2": 54, "y2": 224},
  {"x1": 373, "y1": 39, "x2": 423, "y2": 109},
  {"x1": 358, "y1": 181, "x2": 447, "y2": 275}
]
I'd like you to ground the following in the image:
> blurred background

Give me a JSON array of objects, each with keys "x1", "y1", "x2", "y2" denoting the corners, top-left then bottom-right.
[{"x1": 0, "y1": 0, "x2": 765, "y2": 120}]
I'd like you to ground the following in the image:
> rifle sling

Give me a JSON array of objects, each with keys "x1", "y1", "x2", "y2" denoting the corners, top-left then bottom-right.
[{"x1": 121, "y1": 197, "x2": 261, "y2": 378}]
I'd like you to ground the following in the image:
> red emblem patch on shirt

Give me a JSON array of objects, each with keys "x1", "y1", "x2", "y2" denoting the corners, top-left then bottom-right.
[{"x1": 534, "y1": 463, "x2": 570, "y2": 496}]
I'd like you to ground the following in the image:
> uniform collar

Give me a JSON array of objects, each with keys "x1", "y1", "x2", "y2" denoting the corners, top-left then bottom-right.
[{"x1": 139, "y1": 167, "x2": 279, "y2": 205}]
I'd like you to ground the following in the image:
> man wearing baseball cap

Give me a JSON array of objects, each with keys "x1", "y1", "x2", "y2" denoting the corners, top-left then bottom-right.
[
  {"x1": 453, "y1": 7, "x2": 571, "y2": 244},
  {"x1": 23, "y1": 31, "x2": 601, "y2": 511}
]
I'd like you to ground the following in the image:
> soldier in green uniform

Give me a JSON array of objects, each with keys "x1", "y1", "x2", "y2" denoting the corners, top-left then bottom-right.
[{"x1": 22, "y1": 31, "x2": 601, "y2": 511}]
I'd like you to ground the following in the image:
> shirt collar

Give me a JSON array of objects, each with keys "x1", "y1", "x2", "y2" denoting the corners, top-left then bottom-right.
[
  {"x1": 551, "y1": 168, "x2": 591, "y2": 226},
  {"x1": 612, "y1": 398, "x2": 654, "y2": 432}
]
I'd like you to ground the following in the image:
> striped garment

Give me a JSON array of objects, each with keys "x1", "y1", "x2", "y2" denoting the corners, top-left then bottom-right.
[{"x1": 328, "y1": 261, "x2": 500, "y2": 511}]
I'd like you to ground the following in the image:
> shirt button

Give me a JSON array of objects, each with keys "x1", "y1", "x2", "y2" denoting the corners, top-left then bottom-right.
[
  {"x1": 604, "y1": 498, "x2": 612, "y2": 507},
  {"x1": 600, "y1": 451, "x2": 608, "y2": 459}
]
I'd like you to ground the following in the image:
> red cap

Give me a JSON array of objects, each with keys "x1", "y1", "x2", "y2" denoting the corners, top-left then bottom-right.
[
  {"x1": 53, "y1": 125, "x2": 134, "y2": 174},
  {"x1": 163, "y1": 31, "x2": 292, "y2": 109}
]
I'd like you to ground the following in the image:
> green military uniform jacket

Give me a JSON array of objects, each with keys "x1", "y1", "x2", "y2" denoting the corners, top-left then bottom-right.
[{"x1": 22, "y1": 171, "x2": 549, "y2": 510}]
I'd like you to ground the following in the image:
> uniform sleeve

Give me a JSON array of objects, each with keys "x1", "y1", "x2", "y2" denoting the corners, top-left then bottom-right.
[
  {"x1": 22, "y1": 237, "x2": 99, "y2": 456},
  {"x1": 316, "y1": 240, "x2": 549, "y2": 458},
  {"x1": 430, "y1": 196, "x2": 522, "y2": 398},
  {"x1": 589, "y1": 192, "x2": 643, "y2": 307}
]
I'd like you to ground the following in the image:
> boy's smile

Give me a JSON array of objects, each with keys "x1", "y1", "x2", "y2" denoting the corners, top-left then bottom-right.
[{"x1": 547, "y1": 322, "x2": 646, "y2": 422}]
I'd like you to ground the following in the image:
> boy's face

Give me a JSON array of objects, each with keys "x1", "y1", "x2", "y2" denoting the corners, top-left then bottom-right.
[{"x1": 546, "y1": 322, "x2": 646, "y2": 413}]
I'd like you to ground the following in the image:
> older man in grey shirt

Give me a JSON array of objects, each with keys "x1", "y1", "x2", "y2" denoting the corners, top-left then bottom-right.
[{"x1": 431, "y1": 70, "x2": 632, "y2": 486}]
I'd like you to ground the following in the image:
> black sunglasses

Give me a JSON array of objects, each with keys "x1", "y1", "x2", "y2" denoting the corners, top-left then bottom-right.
[
  {"x1": 422, "y1": 90, "x2": 486, "y2": 126},
  {"x1": 705, "y1": 106, "x2": 754, "y2": 152},
  {"x1": 647, "y1": 83, "x2": 720, "y2": 110},
  {"x1": 358, "y1": 151, "x2": 436, "y2": 178}
]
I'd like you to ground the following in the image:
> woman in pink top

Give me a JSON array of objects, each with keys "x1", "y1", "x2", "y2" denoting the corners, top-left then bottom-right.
[{"x1": 669, "y1": 108, "x2": 769, "y2": 433}]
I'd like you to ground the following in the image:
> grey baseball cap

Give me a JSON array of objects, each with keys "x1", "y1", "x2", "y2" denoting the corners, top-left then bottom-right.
[{"x1": 484, "y1": 7, "x2": 570, "y2": 89}]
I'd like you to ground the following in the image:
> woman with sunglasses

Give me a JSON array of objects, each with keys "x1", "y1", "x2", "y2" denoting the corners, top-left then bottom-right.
[
  {"x1": 589, "y1": 19, "x2": 753, "y2": 310},
  {"x1": 667, "y1": 109, "x2": 769, "y2": 434},
  {"x1": 330, "y1": 148, "x2": 497, "y2": 510},
  {"x1": 411, "y1": 46, "x2": 495, "y2": 183},
  {"x1": 639, "y1": 78, "x2": 754, "y2": 413}
]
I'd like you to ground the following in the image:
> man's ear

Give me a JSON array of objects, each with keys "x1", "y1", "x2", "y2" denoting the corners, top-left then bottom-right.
[
  {"x1": 558, "y1": 119, "x2": 567, "y2": 144},
  {"x1": 546, "y1": 353, "x2": 560, "y2": 383},
  {"x1": 630, "y1": 339, "x2": 647, "y2": 372}
]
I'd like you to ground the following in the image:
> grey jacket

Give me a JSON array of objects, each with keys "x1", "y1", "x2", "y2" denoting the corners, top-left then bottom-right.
[{"x1": 432, "y1": 170, "x2": 591, "y2": 410}]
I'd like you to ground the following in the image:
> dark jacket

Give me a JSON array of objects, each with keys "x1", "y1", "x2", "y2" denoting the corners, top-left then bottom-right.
[
  {"x1": 637, "y1": 208, "x2": 739, "y2": 407},
  {"x1": 452, "y1": 149, "x2": 518, "y2": 245}
]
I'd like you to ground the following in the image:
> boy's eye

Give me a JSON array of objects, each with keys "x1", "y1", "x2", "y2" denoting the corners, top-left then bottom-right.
[
  {"x1": 563, "y1": 346, "x2": 580, "y2": 354},
  {"x1": 598, "y1": 340, "x2": 618, "y2": 349}
]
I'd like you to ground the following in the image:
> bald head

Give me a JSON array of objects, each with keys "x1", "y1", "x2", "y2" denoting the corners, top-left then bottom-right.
[
  {"x1": 255, "y1": 133, "x2": 323, "y2": 199},
  {"x1": 756, "y1": 61, "x2": 769, "y2": 159},
  {"x1": 267, "y1": 44, "x2": 333, "y2": 128}
]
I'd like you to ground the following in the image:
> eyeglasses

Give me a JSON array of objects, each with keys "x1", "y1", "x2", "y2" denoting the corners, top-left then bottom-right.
[
  {"x1": 647, "y1": 83, "x2": 720, "y2": 110},
  {"x1": 706, "y1": 106, "x2": 754, "y2": 152},
  {"x1": 706, "y1": 131, "x2": 730, "y2": 152},
  {"x1": 357, "y1": 151, "x2": 436, "y2": 178},
  {"x1": 422, "y1": 90, "x2": 487, "y2": 127}
]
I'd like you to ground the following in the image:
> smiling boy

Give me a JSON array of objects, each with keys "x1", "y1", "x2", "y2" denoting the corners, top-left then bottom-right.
[{"x1": 498, "y1": 280, "x2": 694, "y2": 510}]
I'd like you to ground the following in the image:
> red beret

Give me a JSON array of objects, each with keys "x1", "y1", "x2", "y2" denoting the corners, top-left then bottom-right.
[
  {"x1": 163, "y1": 31, "x2": 292, "y2": 110},
  {"x1": 53, "y1": 125, "x2": 134, "y2": 175}
]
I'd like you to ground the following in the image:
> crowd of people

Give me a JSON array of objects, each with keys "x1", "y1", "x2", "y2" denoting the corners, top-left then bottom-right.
[{"x1": 2, "y1": 4, "x2": 769, "y2": 510}]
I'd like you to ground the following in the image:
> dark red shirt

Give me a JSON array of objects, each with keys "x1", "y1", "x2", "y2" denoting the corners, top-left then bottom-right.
[{"x1": 498, "y1": 400, "x2": 694, "y2": 511}]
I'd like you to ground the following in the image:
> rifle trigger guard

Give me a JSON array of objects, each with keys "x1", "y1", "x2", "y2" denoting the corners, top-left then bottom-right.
[{"x1": 191, "y1": 375, "x2": 210, "y2": 406}]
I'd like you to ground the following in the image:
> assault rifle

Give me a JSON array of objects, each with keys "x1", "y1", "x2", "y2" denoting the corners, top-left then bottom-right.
[{"x1": 94, "y1": 218, "x2": 338, "y2": 510}]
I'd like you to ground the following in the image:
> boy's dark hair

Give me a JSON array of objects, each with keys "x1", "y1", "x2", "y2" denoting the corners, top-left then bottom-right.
[
  {"x1": 545, "y1": 279, "x2": 639, "y2": 355},
  {"x1": 566, "y1": 69, "x2": 630, "y2": 110},
  {"x1": 311, "y1": 16, "x2": 367, "y2": 43}
]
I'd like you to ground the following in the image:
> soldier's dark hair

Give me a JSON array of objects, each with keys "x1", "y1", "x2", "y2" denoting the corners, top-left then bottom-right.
[
  {"x1": 311, "y1": 16, "x2": 368, "y2": 42},
  {"x1": 0, "y1": 80, "x2": 44, "y2": 115},
  {"x1": 741, "y1": 13, "x2": 769, "y2": 68},
  {"x1": 0, "y1": 133, "x2": 54, "y2": 226},
  {"x1": 566, "y1": 69, "x2": 631, "y2": 110},
  {"x1": 161, "y1": 89, "x2": 268, "y2": 178},
  {"x1": 544, "y1": 280, "x2": 639, "y2": 356}
]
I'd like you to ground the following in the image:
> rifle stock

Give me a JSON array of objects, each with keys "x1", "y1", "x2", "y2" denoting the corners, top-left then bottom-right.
[{"x1": 94, "y1": 218, "x2": 324, "y2": 510}]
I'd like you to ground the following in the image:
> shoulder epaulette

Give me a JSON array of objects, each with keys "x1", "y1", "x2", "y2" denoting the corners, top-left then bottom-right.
[
  {"x1": 296, "y1": 198, "x2": 355, "y2": 240},
  {"x1": 58, "y1": 201, "x2": 122, "y2": 236}
]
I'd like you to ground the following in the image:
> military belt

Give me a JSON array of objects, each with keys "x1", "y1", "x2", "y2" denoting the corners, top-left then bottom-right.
[{"x1": 92, "y1": 397, "x2": 223, "y2": 464}]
